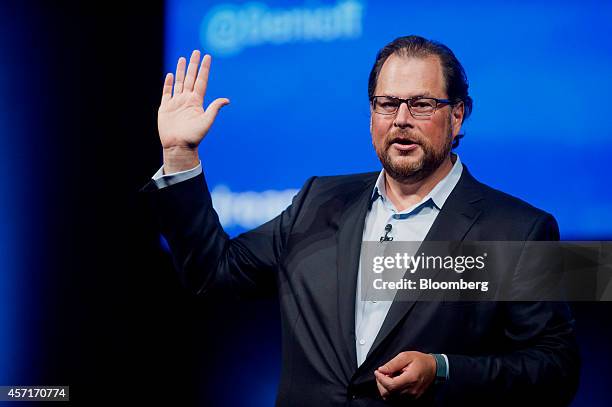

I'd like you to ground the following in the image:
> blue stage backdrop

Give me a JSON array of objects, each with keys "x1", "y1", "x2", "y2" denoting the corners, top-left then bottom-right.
[
  {"x1": 0, "y1": 6, "x2": 51, "y2": 388},
  {"x1": 165, "y1": 0, "x2": 612, "y2": 240},
  {"x1": 0, "y1": 25, "x2": 17, "y2": 387}
]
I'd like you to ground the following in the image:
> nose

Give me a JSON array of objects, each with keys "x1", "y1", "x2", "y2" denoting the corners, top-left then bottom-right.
[{"x1": 393, "y1": 101, "x2": 414, "y2": 129}]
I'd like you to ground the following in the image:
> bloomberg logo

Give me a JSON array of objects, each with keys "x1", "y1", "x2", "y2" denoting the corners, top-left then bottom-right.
[{"x1": 201, "y1": 1, "x2": 365, "y2": 57}]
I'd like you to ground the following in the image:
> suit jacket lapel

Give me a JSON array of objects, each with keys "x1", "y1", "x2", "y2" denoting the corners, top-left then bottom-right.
[
  {"x1": 356, "y1": 166, "x2": 485, "y2": 374},
  {"x1": 336, "y1": 174, "x2": 378, "y2": 377}
]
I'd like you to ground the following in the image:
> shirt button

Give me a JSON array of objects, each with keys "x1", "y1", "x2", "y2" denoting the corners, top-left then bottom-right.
[
  {"x1": 359, "y1": 339, "x2": 366, "y2": 345},
  {"x1": 371, "y1": 300, "x2": 377, "y2": 304}
]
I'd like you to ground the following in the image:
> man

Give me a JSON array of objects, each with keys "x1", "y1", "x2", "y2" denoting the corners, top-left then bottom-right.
[{"x1": 142, "y1": 36, "x2": 580, "y2": 406}]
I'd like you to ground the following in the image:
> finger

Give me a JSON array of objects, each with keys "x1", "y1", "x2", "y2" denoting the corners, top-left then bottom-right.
[
  {"x1": 183, "y1": 50, "x2": 200, "y2": 93},
  {"x1": 375, "y1": 375, "x2": 390, "y2": 399},
  {"x1": 161, "y1": 73, "x2": 173, "y2": 104},
  {"x1": 397, "y1": 371, "x2": 422, "y2": 398},
  {"x1": 392, "y1": 368, "x2": 418, "y2": 387},
  {"x1": 174, "y1": 56, "x2": 187, "y2": 95},
  {"x1": 194, "y1": 54, "x2": 212, "y2": 100},
  {"x1": 379, "y1": 352, "x2": 413, "y2": 375},
  {"x1": 375, "y1": 369, "x2": 416, "y2": 395},
  {"x1": 203, "y1": 97, "x2": 230, "y2": 123},
  {"x1": 374, "y1": 370, "x2": 395, "y2": 392}
]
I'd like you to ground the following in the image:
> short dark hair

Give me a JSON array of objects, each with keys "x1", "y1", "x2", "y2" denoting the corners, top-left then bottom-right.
[{"x1": 368, "y1": 35, "x2": 473, "y2": 148}]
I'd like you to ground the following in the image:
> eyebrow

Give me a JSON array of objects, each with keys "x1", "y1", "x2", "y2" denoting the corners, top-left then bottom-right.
[{"x1": 382, "y1": 92, "x2": 434, "y2": 99}]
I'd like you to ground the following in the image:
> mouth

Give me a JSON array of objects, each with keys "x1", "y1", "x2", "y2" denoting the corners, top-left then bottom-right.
[{"x1": 389, "y1": 138, "x2": 420, "y2": 152}]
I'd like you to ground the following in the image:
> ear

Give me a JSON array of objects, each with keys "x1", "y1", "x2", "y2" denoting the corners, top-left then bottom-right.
[
  {"x1": 370, "y1": 114, "x2": 373, "y2": 134},
  {"x1": 451, "y1": 102, "x2": 464, "y2": 137}
]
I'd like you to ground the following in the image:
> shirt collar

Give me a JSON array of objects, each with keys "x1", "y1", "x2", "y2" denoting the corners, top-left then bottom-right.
[{"x1": 370, "y1": 154, "x2": 463, "y2": 213}]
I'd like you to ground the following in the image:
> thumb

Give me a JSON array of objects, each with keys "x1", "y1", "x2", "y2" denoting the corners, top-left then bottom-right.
[
  {"x1": 378, "y1": 352, "x2": 414, "y2": 375},
  {"x1": 204, "y1": 97, "x2": 230, "y2": 122}
]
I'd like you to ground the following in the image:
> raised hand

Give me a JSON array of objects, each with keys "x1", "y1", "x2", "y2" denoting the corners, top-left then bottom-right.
[{"x1": 158, "y1": 50, "x2": 230, "y2": 173}]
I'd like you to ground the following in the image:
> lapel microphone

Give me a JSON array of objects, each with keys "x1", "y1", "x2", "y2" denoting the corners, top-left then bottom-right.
[{"x1": 379, "y1": 224, "x2": 393, "y2": 243}]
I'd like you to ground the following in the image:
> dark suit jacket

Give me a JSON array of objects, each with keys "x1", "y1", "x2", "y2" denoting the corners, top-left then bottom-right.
[{"x1": 141, "y1": 164, "x2": 580, "y2": 406}]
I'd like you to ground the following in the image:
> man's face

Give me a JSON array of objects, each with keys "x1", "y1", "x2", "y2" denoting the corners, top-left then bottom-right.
[{"x1": 370, "y1": 54, "x2": 464, "y2": 182}]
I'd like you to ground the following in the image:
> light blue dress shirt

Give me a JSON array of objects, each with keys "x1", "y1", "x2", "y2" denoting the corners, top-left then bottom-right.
[
  {"x1": 152, "y1": 155, "x2": 463, "y2": 378},
  {"x1": 355, "y1": 156, "x2": 463, "y2": 377}
]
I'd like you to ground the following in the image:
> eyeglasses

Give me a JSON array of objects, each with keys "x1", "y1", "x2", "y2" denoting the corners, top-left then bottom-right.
[{"x1": 370, "y1": 95, "x2": 455, "y2": 118}]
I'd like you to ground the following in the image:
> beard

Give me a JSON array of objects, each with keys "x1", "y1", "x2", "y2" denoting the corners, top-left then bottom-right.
[{"x1": 375, "y1": 119, "x2": 453, "y2": 183}]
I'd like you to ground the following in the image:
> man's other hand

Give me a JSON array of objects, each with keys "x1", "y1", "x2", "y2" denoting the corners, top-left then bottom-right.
[{"x1": 374, "y1": 351, "x2": 437, "y2": 400}]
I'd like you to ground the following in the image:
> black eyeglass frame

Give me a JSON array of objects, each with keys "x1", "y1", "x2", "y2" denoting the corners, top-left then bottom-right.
[{"x1": 369, "y1": 95, "x2": 459, "y2": 117}]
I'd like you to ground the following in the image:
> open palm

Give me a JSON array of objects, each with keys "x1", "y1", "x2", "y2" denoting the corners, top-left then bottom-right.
[{"x1": 158, "y1": 50, "x2": 229, "y2": 150}]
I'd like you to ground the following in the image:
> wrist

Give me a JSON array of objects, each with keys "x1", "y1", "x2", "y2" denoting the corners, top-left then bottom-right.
[
  {"x1": 429, "y1": 353, "x2": 447, "y2": 384},
  {"x1": 162, "y1": 146, "x2": 200, "y2": 174}
]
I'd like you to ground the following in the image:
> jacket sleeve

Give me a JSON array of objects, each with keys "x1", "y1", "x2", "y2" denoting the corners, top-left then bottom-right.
[
  {"x1": 141, "y1": 171, "x2": 316, "y2": 300},
  {"x1": 442, "y1": 213, "x2": 581, "y2": 406}
]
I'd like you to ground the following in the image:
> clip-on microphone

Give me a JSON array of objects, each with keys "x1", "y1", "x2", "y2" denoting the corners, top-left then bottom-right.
[{"x1": 379, "y1": 224, "x2": 393, "y2": 243}]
